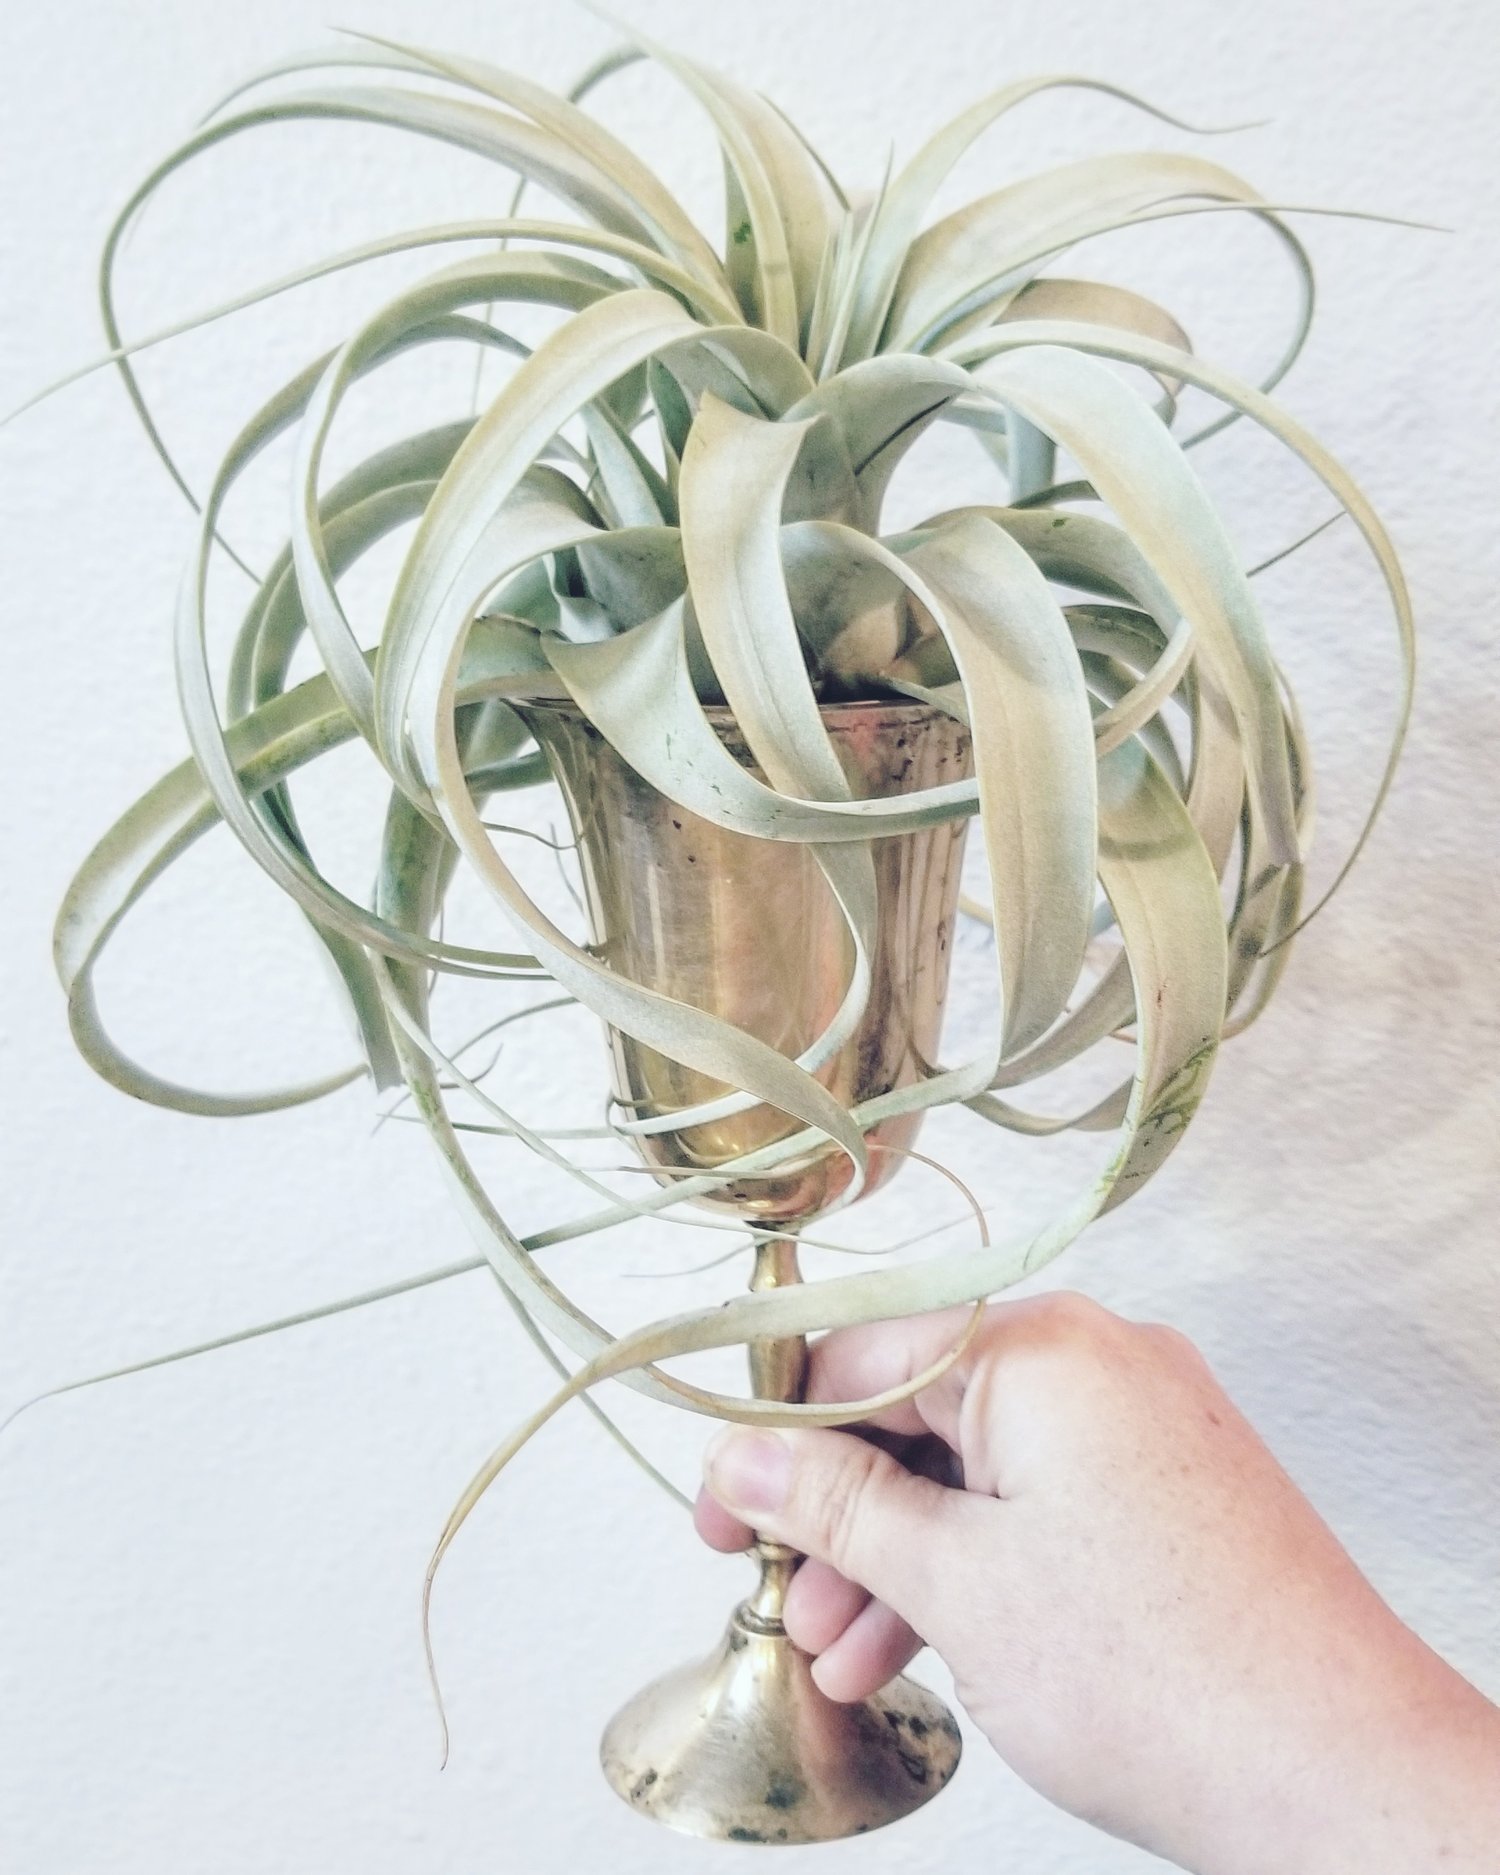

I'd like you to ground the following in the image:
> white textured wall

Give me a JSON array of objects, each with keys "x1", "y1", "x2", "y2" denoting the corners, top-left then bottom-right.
[{"x1": 2, "y1": 1, "x2": 1497, "y2": 1870}]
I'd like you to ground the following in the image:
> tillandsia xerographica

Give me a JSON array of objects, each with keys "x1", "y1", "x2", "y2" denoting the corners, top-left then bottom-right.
[{"x1": 19, "y1": 18, "x2": 1413, "y2": 1706}]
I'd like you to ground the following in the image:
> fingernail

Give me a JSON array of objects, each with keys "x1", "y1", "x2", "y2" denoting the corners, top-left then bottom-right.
[{"x1": 703, "y1": 1428, "x2": 792, "y2": 1515}]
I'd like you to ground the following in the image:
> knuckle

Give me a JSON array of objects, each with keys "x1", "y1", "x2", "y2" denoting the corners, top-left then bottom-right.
[
  {"x1": 993, "y1": 1293, "x2": 1151, "y2": 1414},
  {"x1": 1031, "y1": 1290, "x2": 1117, "y2": 1360},
  {"x1": 970, "y1": 1303, "x2": 1017, "y2": 1360},
  {"x1": 1140, "y1": 1320, "x2": 1210, "y2": 1377},
  {"x1": 1040, "y1": 1288, "x2": 1112, "y2": 1332},
  {"x1": 804, "y1": 1440, "x2": 886, "y2": 1574}
]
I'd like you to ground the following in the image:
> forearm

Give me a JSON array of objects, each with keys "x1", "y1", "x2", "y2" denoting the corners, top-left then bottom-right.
[{"x1": 1195, "y1": 1640, "x2": 1500, "y2": 1875}]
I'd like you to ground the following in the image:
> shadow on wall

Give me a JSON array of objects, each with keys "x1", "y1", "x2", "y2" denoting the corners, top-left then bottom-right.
[{"x1": 1135, "y1": 822, "x2": 1500, "y2": 1595}]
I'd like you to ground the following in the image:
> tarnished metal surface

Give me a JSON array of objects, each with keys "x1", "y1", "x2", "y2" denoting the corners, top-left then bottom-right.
[
  {"x1": 599, "y1": 1605, "x2": 962, "y2": 1845},
  {"x1": 523, "y1": 697, "x2": 970, "y2": 1843},
  {"x1": 520, "y1": 696, "x2": 973, "y2": 1220},
  {"x1": 598, "y1": 1234, "x2": 962, "y2": 1843}
]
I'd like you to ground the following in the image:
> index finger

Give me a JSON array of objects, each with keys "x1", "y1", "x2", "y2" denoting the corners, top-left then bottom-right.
[
  {"x1": 803, "y1": 1303, "x2": 987, "y2": 1446},
  {"x1": 805, "y1": 1292, "x2": 1089, "y2": 1444}
]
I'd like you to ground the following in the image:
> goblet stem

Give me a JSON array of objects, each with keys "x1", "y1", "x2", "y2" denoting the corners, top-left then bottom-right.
[
  {"x1": 597, "y1": 1234, "x2": 962, "y2": 1841},
  {"x1": 744, "y1": 1237, "x2": 810, "y2": 1631}
]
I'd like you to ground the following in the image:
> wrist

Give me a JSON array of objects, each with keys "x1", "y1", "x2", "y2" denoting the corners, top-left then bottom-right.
[
  {"x1": 1305, "y1": 1647, "x2": 1500, "y2": 1874},
  {"x1": 1204, "y1": 1625, "x2": 1500, "y2": 1875}
]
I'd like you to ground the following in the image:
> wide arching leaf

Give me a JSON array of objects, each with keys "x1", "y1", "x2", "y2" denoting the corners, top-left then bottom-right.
[{"x1": 26, "y1": 30, "x2": 1412, "y2": 1661}]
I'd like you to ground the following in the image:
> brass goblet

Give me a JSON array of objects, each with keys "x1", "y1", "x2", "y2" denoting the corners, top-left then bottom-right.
[{"x1": 520, "y1": 695, "x2": 973, "y2": 1845}]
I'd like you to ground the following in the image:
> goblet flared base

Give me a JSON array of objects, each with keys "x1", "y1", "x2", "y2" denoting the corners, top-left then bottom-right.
[{"x1": 600, "y1": 1580, "x2": 961, "y2": 1844}]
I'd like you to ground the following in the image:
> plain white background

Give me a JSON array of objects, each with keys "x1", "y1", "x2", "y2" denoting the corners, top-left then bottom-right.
[{"x1": 2, "y1": 1, "x2": 1497, "y2": 1870}]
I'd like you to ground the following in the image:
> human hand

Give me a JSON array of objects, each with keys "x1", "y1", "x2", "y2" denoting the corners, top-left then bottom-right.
[{"x1": 696, "y1": 1293, "x2": 1500, "y2": 1874}]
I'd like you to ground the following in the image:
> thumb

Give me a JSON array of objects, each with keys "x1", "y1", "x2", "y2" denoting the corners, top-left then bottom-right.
[{"x1": 703, "y1": 1426, "x2": 966, "y2": 1629}]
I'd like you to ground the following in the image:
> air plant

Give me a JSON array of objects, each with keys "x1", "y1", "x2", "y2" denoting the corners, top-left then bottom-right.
[{"x1": 20, "y1": 18, "x2": 1412, "y2": 1740}]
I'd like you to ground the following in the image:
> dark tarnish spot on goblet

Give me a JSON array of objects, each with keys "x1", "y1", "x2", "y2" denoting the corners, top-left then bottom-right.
[
  {"x1": 855, "y1": 1026, "x2": 889, "y2": 1090},
  {"x1": 764, "y1": 1774, "x2": 802, "y2": 1811},
  {"x1": 895, "y1": 1746, "x2": 930, "y2": 1783},
  {"x1": 629, "y1": 1768, "x2": 658, "y2": 1803},
  {"x1": 728, "y1": 1826, "x2": 768, "y2": 1843}
]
